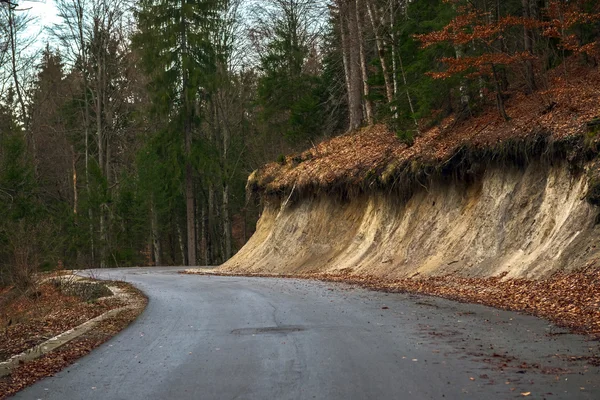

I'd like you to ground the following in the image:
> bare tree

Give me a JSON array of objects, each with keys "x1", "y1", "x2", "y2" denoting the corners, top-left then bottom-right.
[
  {"x1": 356, "y1": 0, "x2": 373, "y2": 125},
  {"x1": 52, "y1": 0, "x2": 96, "y2": 264},
  {"x1": 0, "y1": 4, "x2": 39, "y2": 128},
  {"x1": 0, "y1": 0, "x2": 18, "y2": 8},
  {"x1": 365, "y1": 0, "x2": 393, "y2": 106},
  {"x1": 335, "y1": 0, "x2": 364, "y2": 130},
  {"x1": 51, "y1": 0, "x2": 133, "y2": 267},
  {"x1": 389, "y1": 0, "x2": 418, "y2": 130},
  {"x1": 247, "y1": 0, "x2": 326, "y2": 67}
]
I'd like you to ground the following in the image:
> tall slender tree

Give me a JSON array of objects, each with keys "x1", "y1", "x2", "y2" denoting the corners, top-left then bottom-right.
[{"x1": 134, "y1": 0, "x2": 220, "y2": 266}]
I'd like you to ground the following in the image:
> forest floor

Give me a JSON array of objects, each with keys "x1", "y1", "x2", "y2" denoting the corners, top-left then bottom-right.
[
  {"x1": 249, "y1": 62, "x2": 600, "y2": 195},
  {"x1": 183, "y1": 267, "x2": 600, "y2": 353},
  {"x1": 0, "y1": 274, "x2": 147, "y2": 399}
]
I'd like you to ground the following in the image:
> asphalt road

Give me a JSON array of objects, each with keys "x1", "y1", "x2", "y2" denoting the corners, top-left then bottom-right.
[{"x1": 14, "y1": 267, "x2": 600, "y2": 399}]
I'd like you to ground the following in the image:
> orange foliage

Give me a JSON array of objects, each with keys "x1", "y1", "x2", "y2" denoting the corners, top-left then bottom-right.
[
  {"x1": 542, "y1": 0, "x2": 600, "y2": 57},
  {"x1": 416, "y1": 0, "x2": 600, "y2": 79},
  {"x1": 429, "y1": 52, "x2": 536, "y2": 79}
]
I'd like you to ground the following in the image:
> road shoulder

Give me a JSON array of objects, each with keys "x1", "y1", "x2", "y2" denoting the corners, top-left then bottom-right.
[
  {"x1": 0, "y1": 275, "x2": 147, "y2": 399},
  {"x1": 183, "y1": 268, "x2": 600, "y2": 343}
]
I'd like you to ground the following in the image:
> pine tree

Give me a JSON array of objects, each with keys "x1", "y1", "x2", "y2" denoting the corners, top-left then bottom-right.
[
  {"x1": 0, "y1": 87, "x2": 41, "y2": 287},
  {"x1": 134, "y1": 0, "x2": 221, "y2": 266},
  {"x1": 254, "y1": 0, "x2": 326, "y2": 144}
]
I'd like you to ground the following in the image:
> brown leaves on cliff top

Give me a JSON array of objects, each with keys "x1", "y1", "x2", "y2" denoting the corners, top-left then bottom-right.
[
  {"x1": 257, "y1": 124, "x2": 399, "y2": 192},
  {"x1": 252, "y1": 64, "x2": 600, "y2": 194}
]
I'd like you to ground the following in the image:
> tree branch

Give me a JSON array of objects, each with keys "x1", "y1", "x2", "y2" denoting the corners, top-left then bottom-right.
[{"x1": 0, "y1": 0, "x2": 19, "y2": 10}]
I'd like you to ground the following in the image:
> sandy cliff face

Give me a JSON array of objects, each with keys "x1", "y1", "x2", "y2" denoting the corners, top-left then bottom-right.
[{"x1": 222, "y1": 161, "x2": 600, "y2": 279}]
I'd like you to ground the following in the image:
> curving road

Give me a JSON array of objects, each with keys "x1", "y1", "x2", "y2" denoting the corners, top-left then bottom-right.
[{"x1": 14, "y1": 267, "x2": 600, "y2": 399}]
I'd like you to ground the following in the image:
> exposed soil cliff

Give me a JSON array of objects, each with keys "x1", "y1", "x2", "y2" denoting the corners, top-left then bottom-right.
[
  {"x1": 221, "y1": 66, "x2": 600, "y2": 280},
  {"x1": 223, "y1": 160, "x2": 600, "y2": 279},
  {"x1": 184, "y1": 67, "x2": 600, "y2": 336}
]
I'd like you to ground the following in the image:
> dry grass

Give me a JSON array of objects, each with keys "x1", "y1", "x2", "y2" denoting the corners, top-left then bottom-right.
[{"x1": 250, "y1": 63, "x2": 600, "y2": 198}]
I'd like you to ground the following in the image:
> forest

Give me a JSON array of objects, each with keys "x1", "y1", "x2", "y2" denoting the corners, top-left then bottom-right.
[{"x1": 0, "y1": 0, "x2": 599, "y2": 286}]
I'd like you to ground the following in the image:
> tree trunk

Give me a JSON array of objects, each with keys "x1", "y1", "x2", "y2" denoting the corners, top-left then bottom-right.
[
  {"x1": 70, "y1": 0, "x2": 95, "y2": 266},
  {"x1": 201, "y1": 202, "x2": 208, "y2": 265},
  {"x1": 366, "y1": 0, "x2": 394, "y2": 106},
  {"x1": 356, "y1": 0, "x2": 373, "y2": 125},
  {"x1": 339, "y1": 3, "x2": 355, "y2": 129},
  {"x1": 185, "y1": 161, "x2": 196, "y2": 266},
  {"x1": 99, "y1": 211, "x2": 106, "y2": 267},
  {"x1": 392, "y1": 6, "x2": 419, "y2": 131},
  {"x1": 522, "y1": 0, "x2": 536, "y2": 92},
  {"x1": 151, "y1": 198, "x2": 161, "y2": 266},
  {"x1": 208, "y1": 184, "x2": 215, "y2": 265},
  {"x1": 94, "y1": 25, "x2": 106, "y2": 268},
  {"x1": 389, "y1": 0, "x2": 398, "y2": 118},
  {"x1": 222, "y1": 183, "x2": 232, "y2": 260},
  {"x1": 72, "y1": 145, "x2": 78, "y2": 215},
  {"x1": 177, "y1": 223, "x2": 186, "y2": 265},
  {"x1": 492, "y1": 64, "x2": 510, "y2": 121},
  {"x1": 181, "y1": 0, "x2": 197, "y2": 266},
  {"x1": 97, "y1": 64, "x2": 107, "y2": 268},
  {"x1": 347, "y1": 0, "x2": 364, "y2": 130},
  {"x1": 83, "y1": 82, "x2": 94, "y2": 267},
  {"x1": 7, "y1": 8, "x2": 27, "y2": 128},
  {"x1": 221, "y1": 97, "x2": 233, "y2": 260}
]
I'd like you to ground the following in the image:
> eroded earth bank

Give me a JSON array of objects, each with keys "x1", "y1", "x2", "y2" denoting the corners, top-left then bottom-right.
[
  {"x1": 224, "y1": 160, "x2": 599, "y2": 280},
  {"x1": 189, "y1": 68, "x2": 600, "y2": 336}
]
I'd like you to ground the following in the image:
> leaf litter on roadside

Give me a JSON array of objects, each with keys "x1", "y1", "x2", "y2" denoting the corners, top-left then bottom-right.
[{"x1": 0, "y1": 283, "x2": 147, "y2": 400}]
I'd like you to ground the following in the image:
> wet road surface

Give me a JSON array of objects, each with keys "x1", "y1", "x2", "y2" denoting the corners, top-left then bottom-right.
[{"x1": 14, "y1": 267, "x2": 600, "y2": 399}]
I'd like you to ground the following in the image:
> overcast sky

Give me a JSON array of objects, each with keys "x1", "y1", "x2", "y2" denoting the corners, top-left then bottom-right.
[{"x1": 20, "y1": 0, "x2": 61, "y2": 45}]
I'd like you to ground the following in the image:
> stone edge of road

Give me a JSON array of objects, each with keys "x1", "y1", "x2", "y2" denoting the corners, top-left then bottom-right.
[{"x1": 0, "y1": 277, "x2": 147, "y2": 378}]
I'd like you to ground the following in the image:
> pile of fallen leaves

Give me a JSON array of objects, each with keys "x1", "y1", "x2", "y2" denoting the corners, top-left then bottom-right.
[
  {"x1": 0, "y1": 282, "x2": 147, "y2": 399},
  {"x1": 250, "y1": 62, "x2": 600, "y2": 196},
  {"x1": 185, "y1": 268, "x2": 600, "y2": 339},
  {"x1": 0, "y1": 281, "x2": 121, "y2": 361}
]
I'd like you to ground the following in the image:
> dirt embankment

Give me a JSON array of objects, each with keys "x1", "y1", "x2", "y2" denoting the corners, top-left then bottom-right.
[
  {"x1": 223, "y1": 65, "x2": 600, "y2": 280},
  {"x1": 206, "y1": 159, "x2": 600, "y2": 337},
  {"x1": 224, "y1": 160, "x2": 600, "y2": 279},
  {"x1": 187, "y1": 65, "x2": 600, "y2": 336}
]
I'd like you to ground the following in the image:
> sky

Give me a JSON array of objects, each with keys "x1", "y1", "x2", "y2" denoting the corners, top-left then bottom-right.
[
  {"x1": 22, "y1": 0, "x2": 60, "y2": 25},
  {"x1": 20, "y1": 0, "x2": 61, "y2": 45}
]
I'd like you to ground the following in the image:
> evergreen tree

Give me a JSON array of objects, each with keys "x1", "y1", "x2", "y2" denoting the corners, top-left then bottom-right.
[
  {"x1": 0, "y1": 87, "x2": 42, "y2": 287},
  {"x1": 393, "y1": 0, "x2": 457, "y2": 134},
  {"x1": 133, "y1": 0, "x2": 221, "y2": 265},
  {"x1": 253, "y1": 0, "x2": 326, "y2": 145}
]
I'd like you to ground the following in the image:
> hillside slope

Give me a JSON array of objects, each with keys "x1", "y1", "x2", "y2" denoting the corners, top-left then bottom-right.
[
  {"x1": 221, "y1": 65, "x2": 600, "y2": 280},
  {"x1": 247, "y1": 65, "x2": 600, "y2": 198}
]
